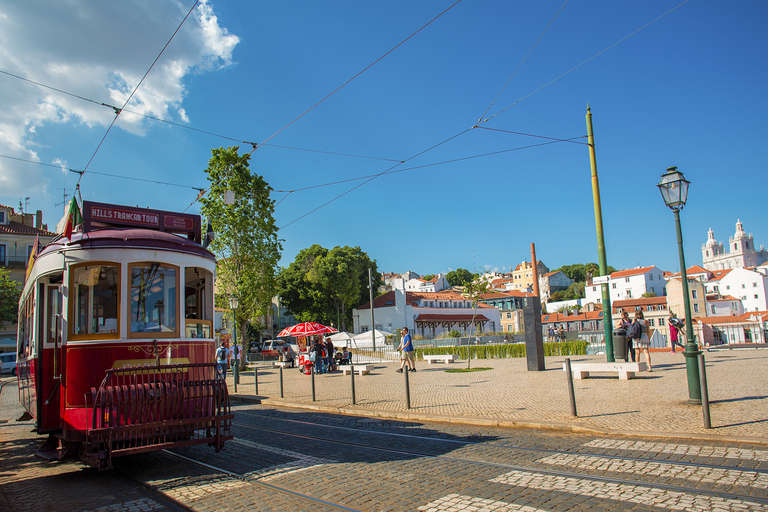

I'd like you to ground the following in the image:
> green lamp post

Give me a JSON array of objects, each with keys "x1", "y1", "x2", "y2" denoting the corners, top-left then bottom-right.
[
  {"x1": 230, "y1": 295, "x2": 239, "y2": 391},
  {"x1": 657, "y1": 166, "x2": 701, "y2": 404}
]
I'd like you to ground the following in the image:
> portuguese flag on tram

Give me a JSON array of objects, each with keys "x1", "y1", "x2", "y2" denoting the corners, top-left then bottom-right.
[{"x1": 56, "y1": 197, "x2": 83, "y2": 239}]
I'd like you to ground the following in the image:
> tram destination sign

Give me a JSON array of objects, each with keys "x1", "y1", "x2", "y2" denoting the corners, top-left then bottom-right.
[{"x1": 82, "y1": 201, "x2": 202, "y2": 243}]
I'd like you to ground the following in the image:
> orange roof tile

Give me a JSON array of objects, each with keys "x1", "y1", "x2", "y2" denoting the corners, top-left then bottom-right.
[{"x1": 610, "y1": 266, "x2": 657, "y2": 278}]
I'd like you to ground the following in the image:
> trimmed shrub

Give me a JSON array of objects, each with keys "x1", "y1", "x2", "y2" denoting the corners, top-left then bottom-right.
[{"x1": 415, "y1": 341, "x2": 588, "y2": 360}]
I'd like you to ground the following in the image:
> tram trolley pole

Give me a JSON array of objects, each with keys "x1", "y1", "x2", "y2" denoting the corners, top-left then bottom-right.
[
  {"x1": 698, "y1": 353, "x2": 711, "y2": 429},
  {"x1": 565, "y1": 358, "x2": 578, "y2": 417},
  {"x1": 351, "y1": 365, "x2": 356, "y2": 405}
]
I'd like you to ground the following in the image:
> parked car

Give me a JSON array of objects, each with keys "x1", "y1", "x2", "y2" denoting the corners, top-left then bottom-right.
[{"x1": 0, "y1": 353, "x2": 17, "y2": 376}]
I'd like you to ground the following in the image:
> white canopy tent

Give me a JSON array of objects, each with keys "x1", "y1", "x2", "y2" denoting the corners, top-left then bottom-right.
[
  {"x1": 351, "y1": 329, "x2": 394, "y2": 348},
  {"x1": 327, "y1": 331, "x2": 355, "y2": 346}
]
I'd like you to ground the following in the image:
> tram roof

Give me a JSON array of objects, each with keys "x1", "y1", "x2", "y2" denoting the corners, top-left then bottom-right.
[{"x1": 42, "y1": 228, "x2": 215, "y2": 262}]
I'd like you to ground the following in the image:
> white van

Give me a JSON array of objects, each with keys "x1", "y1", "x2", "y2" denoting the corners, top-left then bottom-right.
[{"x1": 0, "y1": 353, "x2": 17, "y2": 376}]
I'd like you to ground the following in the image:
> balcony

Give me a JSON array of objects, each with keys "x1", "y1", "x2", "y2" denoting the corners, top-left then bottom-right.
[{"x1": 0, "y1": 257, "x2": 28, "y2": 269}]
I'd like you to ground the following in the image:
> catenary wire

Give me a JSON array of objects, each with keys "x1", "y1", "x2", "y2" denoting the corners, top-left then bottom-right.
[
  {"x1": 476, "y1": 0, "x2": 569, "y2": 125},
  {"x1": 0, "y1": 153, "x2": 204, "y2": 192},
  {"x1": 247, "y1": 0, "x2": 464, "y2": 155},
  {"x1": 77, "y1": 0, "x2": 201, "y2": 183},
  {"x1": 479, "y1": 0, "x2": 691, "y2": 125}
]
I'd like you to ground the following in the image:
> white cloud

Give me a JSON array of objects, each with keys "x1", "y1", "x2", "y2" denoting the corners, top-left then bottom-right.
[{"x1": 0, "y1": 0, "x2": 238, "y2": 200}]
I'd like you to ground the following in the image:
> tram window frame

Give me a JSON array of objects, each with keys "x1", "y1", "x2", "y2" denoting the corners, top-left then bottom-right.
[
  {"x1": 128, "y1": 262, "x2": 180, "y2": 339},
  {"x1": 68, "y1": 263, "x2": 121, "y2": 341},
  {"x1": 184, "y1": 266, "x2": 213, "y2": 339}
]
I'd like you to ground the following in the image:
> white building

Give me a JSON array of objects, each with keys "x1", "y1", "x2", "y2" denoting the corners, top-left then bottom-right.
[
  {"x1": 403, "y1": 273, "x2": 449, "y2": 293},
  {"x1": 353, "y1": 289, "x2": 500, "y2": 338},
  {"x1": 702, "y1": 219, "x2": 768, "y2": 271},
  {"x1": 585, "y1": 266, "x2": 666, "y2": 305},
  {"x1": 713, "y1": 267, "x2": 768, "y2": 313}
]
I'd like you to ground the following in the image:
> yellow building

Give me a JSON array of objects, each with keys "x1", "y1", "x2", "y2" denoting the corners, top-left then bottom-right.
[{"x1": 511, "y1": 260, "x2": 549, "y2": 292}]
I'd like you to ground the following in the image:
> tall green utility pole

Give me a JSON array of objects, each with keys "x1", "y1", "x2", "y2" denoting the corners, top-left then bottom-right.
[{"x1": 586, "y1": 105, "x2": 615, "y2": 362}]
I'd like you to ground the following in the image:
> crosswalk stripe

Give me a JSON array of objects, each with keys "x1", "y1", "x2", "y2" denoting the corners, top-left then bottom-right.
[
  {"x1": 539, "y1": 453, "x2": 768, "y2": 489},
  {"x1": 491, "y1": 470, "x2": 768, "y2": 512},
  {"x1": 583, "y1": 439, "x2": 768, "y2": 461},
  {"x1": 418, "y1": 493, "x2": 550, "y2": 512}
]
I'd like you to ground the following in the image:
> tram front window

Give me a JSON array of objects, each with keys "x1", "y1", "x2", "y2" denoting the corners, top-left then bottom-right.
[
  {"x1": 129, "y1": 263, "x2": 178, "y2": 336},
  {"x1": 71, "y1": 264, "x2": 119, "y2": 337}
]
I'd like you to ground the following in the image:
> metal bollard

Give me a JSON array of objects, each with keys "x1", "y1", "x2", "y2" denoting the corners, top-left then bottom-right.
[
  {"x1": 311, "y1": 367, "x2": 316, "y2": 402},
  {"x1": 254, "y1": 366, "x2": 258, "y2": 395},
  {"x1": 351, "y1": 365, "x2": 356, "y2": 405},
  {"x1": 404, "y1": 365, "x2": 411, "y2": 409},
  {"x1": 697, "y1": 353, "x2": 711, "y2": 429},
  {"x1": 565, "y1": 358, "x2": 577, "y2": 417},
  {"x1": 279, "y1": 366, "x2": 284, "y2": 398}
]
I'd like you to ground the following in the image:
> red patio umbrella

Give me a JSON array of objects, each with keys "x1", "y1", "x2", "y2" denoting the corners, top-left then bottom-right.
[{"x1": 277, "y1": 322, "x2": 339, "y2": 338}]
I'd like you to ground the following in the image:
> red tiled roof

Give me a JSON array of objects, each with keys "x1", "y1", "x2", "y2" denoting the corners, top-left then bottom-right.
[
  {"x1": 481, "y1": 290, "x2": 535, "y2": 299},
  {"x1": 415, "y1": 313, "x2": 489, "y2": 323},
  {"x1": 541, "y1": 311, "x2": 603, "y2": 323},
  {"x1": 707, "y1": 269, "x2": 732, "y2": 281},
  {"x1": 610, "y1": 266, "x2": 656, "y2": 278},
  {"x1": 0, "y1": 221, "x2": 56, "y2": 237},
  {"x1": 706, "y1": 294, "x2": 739, "y2": 302}
]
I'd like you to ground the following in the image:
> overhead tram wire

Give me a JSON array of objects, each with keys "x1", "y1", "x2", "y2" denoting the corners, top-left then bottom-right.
[
  {"x1": 0, "y1": 73, "x2": 404, "y2": 164},
  {"x1": 476, "y1": 0, "x2": 570, "y2": 126},
  {"x1": 478, "y1": 0, "x2": 691, "y2": 126},
  {"x1": 247, "y1": 0, "x2": 464, "y2": 155},
  {"x1": 0, "y1": 153, "x2": 205, "y2": 193},
  {"x1": 275, "y1": 135, "x2": 587, "y2": 194},
  {"x1": 76, "y1": 0, "x2": 201, "y2": 185}
]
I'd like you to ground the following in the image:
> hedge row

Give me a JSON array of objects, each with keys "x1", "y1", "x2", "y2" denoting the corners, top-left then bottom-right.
[{"x1": 415, "y1": 341, "x2": 588, "y2": 360}]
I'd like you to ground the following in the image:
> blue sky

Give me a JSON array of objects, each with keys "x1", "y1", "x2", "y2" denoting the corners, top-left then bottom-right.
[{"x1": 1, "y1": 0, "x2": 766, "y2": 276}]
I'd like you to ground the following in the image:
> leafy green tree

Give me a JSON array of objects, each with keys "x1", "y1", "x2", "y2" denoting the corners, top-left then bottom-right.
[
  {"x1": 641, "y1": 291, "x2": 657, "y2": 298},
  {"x1": 557, "y1": 262, "x2": 616, "y2": 283},
  {"x1": 200, "y1": 146, "x2": 282, "y2": 366},
  {"x1": 422, "y1": 274, "x2": 435, "y2": 281},
  {"x1": 446, "y1": 268, "x2": 477, "y2": 287},
  {"x1": 562, "y1": 281, "x2": 585, "y2": 301},
  {"x1": 277, "y1": 245, "x2": 380, "y2": 331},
  {"x1": 0, "y1": 268, "x2": 20, "y2": 330}
]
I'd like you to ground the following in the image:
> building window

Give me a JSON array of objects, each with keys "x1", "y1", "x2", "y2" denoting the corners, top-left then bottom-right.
[
  {"x1": 691, "y1": 290, "x2": 697, "y2": 299},
  {"x1": 647, "y1": 306, "x2": 653, "y2": 311},
  {"x1": 649, "y1": 319, "x2": 655, "y2": 326},
  {"x1": 650, "y1": 274, "x2": 653, "y2": 281},
  {"x1": 626, "y1": 290, "x2": 632, "y2": 299},
  {"x1": 755, "y1": 295, "x2": 759, "y2": 299},
  {"x1": 659, "y1": 318, "x2": 666, "y2": 326},
  {"x1": 742, "y1": 284, "x2": 746, "y2": 288},
  {"x1": 612, "y1": 283, "x2": 616, "y2": 289},
  {"x1": 693, "y1": 303, "x2": 700, "y2": 313},
  {"x1": 506, "y1": 312, "x2": 512, "y2": 319},
  {"x1": 754, "y1": 282, "x2": 758, "y2": 287},
  {"x1": 625, "y1": 277, "x2": 630, "y2": 283},
  {"x1": 0, "y1": 244, "x2": 5, "y2": 265},
  {"x1": 711, "y1": 305, "x2": 716, "y2": 314},
  {"x1": 0, "y1": 211, "x2": 4, "y2": 223},
  {"x1": 726, "y1": 285, "x2": 730, "y2": 290}
]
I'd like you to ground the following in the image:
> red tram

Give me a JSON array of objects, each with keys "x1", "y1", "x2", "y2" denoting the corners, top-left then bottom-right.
[{"x1": 17, "y1": 201, "x2": 232, "y2": 469}]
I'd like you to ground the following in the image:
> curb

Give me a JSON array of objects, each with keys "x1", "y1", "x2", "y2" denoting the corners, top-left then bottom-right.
[{"x1": 229, "y1": 394, "x2": 768, "y2": 446}]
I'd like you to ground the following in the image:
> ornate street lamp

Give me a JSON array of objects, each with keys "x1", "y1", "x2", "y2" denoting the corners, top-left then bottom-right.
[
  {"x1": 229, "y1": 295, "x2": 240, "y2": 391},
  {"x1": 657, "y1": 166, "x2": 701, "y2": 404}
]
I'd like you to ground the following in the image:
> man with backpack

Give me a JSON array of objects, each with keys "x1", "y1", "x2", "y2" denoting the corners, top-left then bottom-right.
[
  {"x1": 215, "y1": 342, "x2": 229, "y2": 378},
  {"x1": 669, "y1": 314, "x2": 686, "y2": 353}
]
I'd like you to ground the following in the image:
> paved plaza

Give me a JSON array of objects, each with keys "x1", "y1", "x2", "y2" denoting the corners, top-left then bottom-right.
[{"x1": 229, "y1": 347, "x2": 768, "y2": 443}]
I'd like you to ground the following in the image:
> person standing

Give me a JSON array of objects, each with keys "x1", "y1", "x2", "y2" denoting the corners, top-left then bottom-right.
[
  {"x1": 669, "y1": 314, "x2": 685, "y2": 353},
  {"x1": 632, "y1": 311, "x2": 652, "y2": 371},
  {"x1": 312, "y1": 339, "x2": 325, "y2": 374},
  {"x1": 615, "y1": 310, "x2": 635, "y2": 362},
  {"x1": 396, "y1": 327, "x2": 415, "y2": 373},
  {"x1": 216, "y1": 342, "x2": 229, "y2": 378},
  {"x1": 325, "y1": 337, "x2": 335, "y2": 372},
  {"x1": 229, "y1": 343, "x2": 240, "y2": 373}
]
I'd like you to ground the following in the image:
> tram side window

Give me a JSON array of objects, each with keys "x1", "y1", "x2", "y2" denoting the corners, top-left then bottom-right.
[
  {"x1": 184, "y1": 267, "x2": 213, "y2": 338},
  {"x1": 71, "y1": 265, "x2": 119, "y2": 337},
  {"x1": 17, "y1": 294, "x2": 33, "y2": 358},
  {"x1": 130, "y1": 263, "x2": 178, "y2": 336}
]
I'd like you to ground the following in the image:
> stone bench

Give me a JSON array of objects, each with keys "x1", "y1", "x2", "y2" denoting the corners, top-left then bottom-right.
[
  {"x1": 563, "y1": 361, "x2": 647, "y2": 380},
  {"x1": 272, "y1": 360, "x2": 293, "y2": 368},
  {"x1": 339, "y1": 364, "x2": 374, "y2": 376},
  {"x1": 423, "y1": 354, "x2": 457, "y2": 364}
]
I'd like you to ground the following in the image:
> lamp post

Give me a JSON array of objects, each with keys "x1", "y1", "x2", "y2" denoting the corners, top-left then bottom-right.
[
  {"x1": 658, "y1": 166, "x2": 701, "y2": 404},
  {"x1": 229, "y1": 295, "x2": 239, "y2": 391}
]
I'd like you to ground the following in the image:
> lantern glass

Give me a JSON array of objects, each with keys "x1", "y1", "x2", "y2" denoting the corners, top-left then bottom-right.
[
  {"x1": 657, "y1": 166, "x2": 690, "y2": 210},
  {"x1": 229, "y1": 296, "x2": 239, "y2": 310}
]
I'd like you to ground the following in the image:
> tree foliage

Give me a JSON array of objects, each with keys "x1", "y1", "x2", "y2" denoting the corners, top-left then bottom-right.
[
  {"x1": 421, "y1": 274, "x2": 435, "y2": 281},
  {"x1": 0, "y1": 268, "x2": 20, "y2": 330},
  {"x1": 550, "y1": 263, "x2": 616, "y2": 301},
  {"x1": 277, "y1": 245, "x2": 381, "y2": 331},
  {"x1": 446, "y1": 268, "x2": 477, "y2": 287},
  {"x1": 200, "y1": 146, "x2": 282, "y2": 348},
  {"x1": 461, "y1": 274, "x2": 493, "y2": 369}
]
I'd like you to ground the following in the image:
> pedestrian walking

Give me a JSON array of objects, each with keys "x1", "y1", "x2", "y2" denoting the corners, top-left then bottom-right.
[
  {"x1": 312, "y1": 339, "x2": 325, "y2": 374},
  {"x1": 229, "y1": 343, "x2": 241, "y2": 372},
  {"x1": 396, "y1": 327, "x2": 416, "y2": 372},
  {"x1": 325, "y1": 337, "x2": 335, "y2": 372},
  {"x1": 669, "y1": 314, "x2": 685, "y2": 353},
  {"x1": 631, "y1": 311, "x2": 652, "y2": 371},
  {"x1": 615, "y1": 310, "x2": 635, "y2": 362},
  {"x1": 215, "y1": 342, "x2": 228, "y2": 378}
]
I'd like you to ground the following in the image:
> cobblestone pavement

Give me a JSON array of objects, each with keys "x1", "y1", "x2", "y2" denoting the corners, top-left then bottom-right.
[{"x1": 230, "y1": 348, "x2": 768, "y2": 443}]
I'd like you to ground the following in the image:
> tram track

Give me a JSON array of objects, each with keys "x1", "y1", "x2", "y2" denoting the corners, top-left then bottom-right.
[{"x1": 229, "y1": 409, "x2": 768, "y2": 507}]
